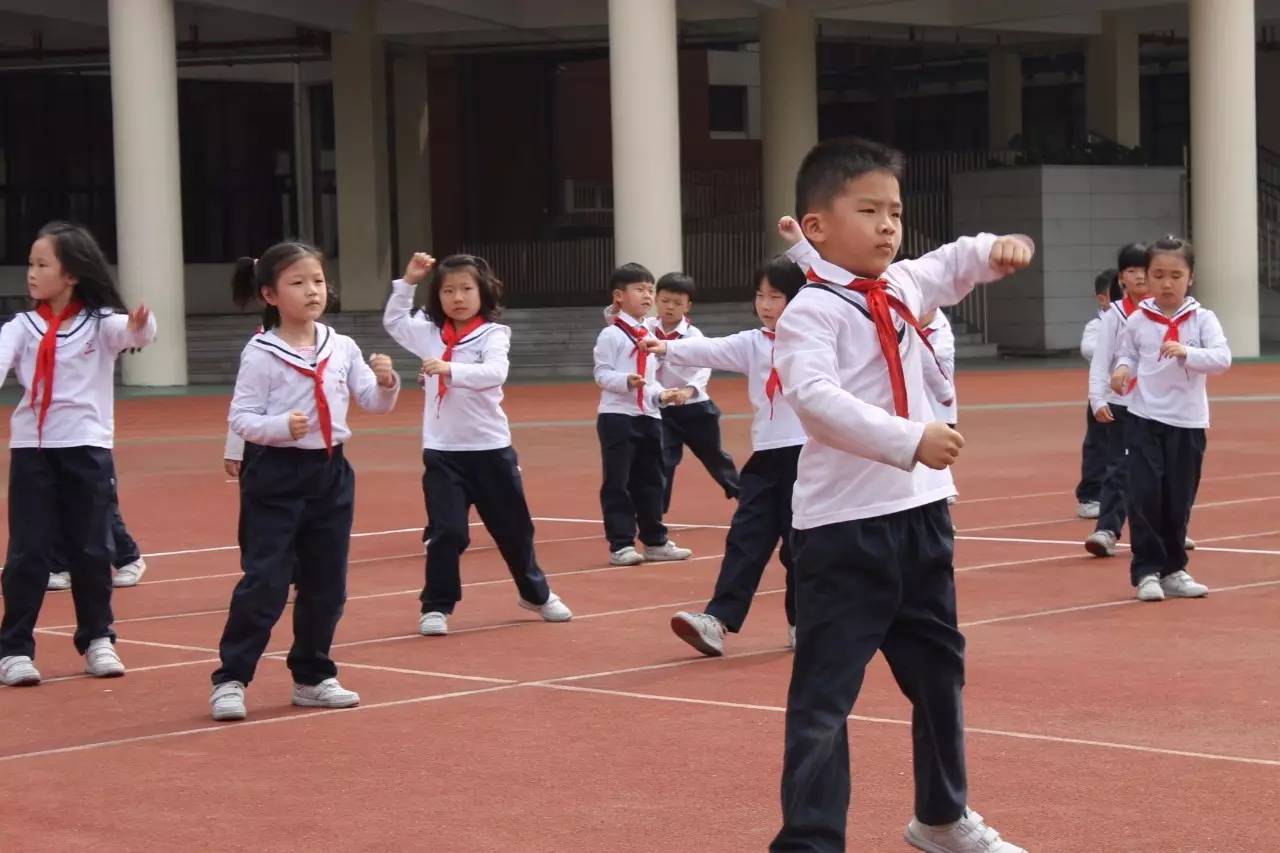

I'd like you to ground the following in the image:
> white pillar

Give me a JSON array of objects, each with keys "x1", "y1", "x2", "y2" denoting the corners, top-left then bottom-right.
[
  {"x1": 108, "y1": 0, "x2": 186, "y2": 386},
  {"x1": 1190, "y1": 0, "x2": 1259, "y2": 356},
  {"x1": 608, "y1": 0, "x2": 683, "y2": 274},
  {"x1": 760, "y1": 8, "x2": 818, "y2": 255},
  {"x1": 392, "y1": 53, "x2": 433, "y2": 266},
  {"x1": 332, "y1": 0, "x2": 392, "y2": 312},
  {"x1": 1086, "y1": 14, "x2": 1140, "y2": 147},
  {"x1": 987, "y1": 48, "x2": 1022, "y2": 149}
]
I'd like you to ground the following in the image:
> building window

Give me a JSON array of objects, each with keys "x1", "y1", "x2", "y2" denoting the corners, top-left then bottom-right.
[{"x1": 709, "y1": 84, "x2": 748, "y2": 134}]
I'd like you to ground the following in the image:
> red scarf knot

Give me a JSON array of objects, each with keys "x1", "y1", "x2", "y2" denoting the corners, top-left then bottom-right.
[
  {"x1": 613, "y1": 318, "x2": 649, "y2": 411},
  {"x1": 762, "y1": 329, "x2": 782, "y2": 420},
  {"x1": 30, "y1": 300, "x2": 84, "y2": 446},
  {"x1": 284, "y1": 357, "x2": 333, "y2": 457},
  {"x1": 437, "y1": 316, "x2": 487, "y2": 405}
]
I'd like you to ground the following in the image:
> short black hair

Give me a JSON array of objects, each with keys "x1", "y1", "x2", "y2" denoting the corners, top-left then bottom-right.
[
  {"x1": 1146, "y1": 235, "x2": 1195, "y2": 272},
  {"x1": 1094, "y1": 268, "x2": 1118, "y2": 297},
  {"x1": 795, "y1": 137, "x2": 905, "y2": 216},
  {"x1": 656, "y1": 272, "x2": 696, "y2": 299},
  {"x1": 610, "y1": 262, "x2": 654, "y2": 293},
  {"x1": 1117, "y1": 243, "x2": 1147, "y2": 271},
  {"x1": 755, "y1": 255, "x2": 805, "y2": 303}
]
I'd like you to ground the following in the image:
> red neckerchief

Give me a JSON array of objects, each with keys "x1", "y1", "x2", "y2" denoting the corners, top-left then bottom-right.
[
  {"x1": 1141, "y1": 306, "x2": 1196, "y2": 359},
  {"x1": 808, "y1": 267, "x2": 938, "y2": 419},
  {"x1": 1120, "y1": 295, "x2": 1138, "y2": 317},
  {"x1": 762, "y1": 329, "x2": 781, "y2": 420},
  {"x1": 437, "y1": 316, "x2": 486, "y2": 404},
  {"x1": 613, "y1": 317, "x2": 649, "y2": 411},
  {"x1": 654, "y1": 327, "x2": 681, "y2": 341},
  {"x1": 284, "y1": 357, "x2": 333, "y2": 457},
  {"x1": 30, "y1": 300, "x2": 84, "y2": 446}
]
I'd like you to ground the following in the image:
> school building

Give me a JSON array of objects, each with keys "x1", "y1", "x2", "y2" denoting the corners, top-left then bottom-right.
[{"x1": 0, "y1": 0, "x2": 1274, "y2": 384}]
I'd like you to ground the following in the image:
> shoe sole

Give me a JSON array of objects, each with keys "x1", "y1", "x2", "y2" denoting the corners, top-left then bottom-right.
[
  {"x1": 419, "y1": 626, "x2": 448, "y2": 636},
  {"x1": 1162, "y1": 588, "x2": 1208, "y2": 598},
  {"x1": 211, "y1": 707, "x2": 247, "y2": 721},
  {"x1": 2, "y1": 674, "x2": 41, "y2": 687},
  {"x1": 644, "y1": 553, "x2": 692, "y2": 562},
  {"x1": 518, "y1": 600, "x2": 572, "y2": 622},
  {"x1": 112, "y1": 571, "x2": 146, "y2": 588},
  {"x1": 670, "y1": 615, "x2": 723, "y2": 657},
  {"x1": 85, "y1": 665, "x2": 126, "y2": 678},
  {"x1": 1084, "y1": 538, "x2": 1115, "y2": 558},
  {"x1": 1137, "y1": 589, "x2": 1165, "y2": 602},
  {"x1": 609, "y1": 556, "x2": 645, "y2": 566},
  {"x1": 292, "y1": 697, "x2": 359, "y2": 709}
]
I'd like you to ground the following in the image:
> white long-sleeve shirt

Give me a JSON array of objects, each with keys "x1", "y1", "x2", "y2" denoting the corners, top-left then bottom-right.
[
  {"x1": 229, "y1": 324, "x2": 399, "y2": 449},
  {"x1": 663, "y1": 328, "x2": 806, "y2": 452},
  {"x1": 1088, "y1": 298, "x2": 1139, "y2": 414},
  {"x1": 594, "y1": 311, "x2": 667, "y2": 418},
  {"x1": 778, "y1": 232, "x2": 1014, "y2": 529},
  {"x1": 1080, "y1": 311, "x2": 1104, "y2": 361},
  {"x1": 923, "y1": 311, "x2": 957, "y2": 423},
  {"x1": 0, "y1": 308, "x2": 157, "y2": 448},
  {"x1": 1114, "y1": 297, "x2": 1231, "y2": 429},
  {"x1": 651, "y1": 317, "x2": 711, "y2": 405},
  {"x1": 383, "y1": 280, "x2": 513, "y2": 451}
]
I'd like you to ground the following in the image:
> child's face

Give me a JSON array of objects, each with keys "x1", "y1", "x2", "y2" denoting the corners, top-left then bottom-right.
[
  {"x1": 27, "y1": 236, "x2": 76, "y2": 305},
  {"x1": 656, "y1": 289, "x2": 690, "y2": 327},
  {"x1": 439, "y1": 269, "x2": 482, "y2": 324},
  {"x1": 263, "y1": 256, "x2": 327, "y2": 324},
  {"x1": 615, "y1": 281, "x2": 654, "y2": 319},
  {"x1": 800, "y1": 169, "x2": 903, "y2": 278},
  {"x1": 1118, "y1": 265, "x2": 1149, "y2": 300},
  {"x1": 1146, "y1": 253, "x2": 1192, "y2": 312},
  {"x1": 755, "y1": 280, "x2": 788, "y2": 328}
]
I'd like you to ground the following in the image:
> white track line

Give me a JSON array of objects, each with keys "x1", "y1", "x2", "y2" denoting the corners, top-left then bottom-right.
[
  {"x1": 0, "y1": 683, "x2": 523, "y2": 763},
  {"x1": 531, "y1": 683, "x2": 1280, "y2": 768},
  {"x1": 957, "y1": 494, "x2": 1280, "y2": 535},
  {"x1": 956, "y1": 534, "x2": 1280, "y2": 557},
  {"x1": 955, "y1": 470, "x2": 1280, "y2": 506}
]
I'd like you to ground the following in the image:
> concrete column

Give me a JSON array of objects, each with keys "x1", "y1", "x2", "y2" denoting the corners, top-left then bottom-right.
[
  {"x1": 608, "y1": 0, "x2": 683, "y2": 274},
  {"x1": 760, "y1": 7, "x2": 818, "y2": 254},
  {"x1": 332, "y1": 0, "x2": 392, "y2": 311},
  {"x1": 392, "y1": 53, "x2": 433, "y2": 265},
  {"x1": 987, "y1": 48, "x2": 1022, "y2": 149},
  {"x1": 108, "y1": 0, "x2": 187, "y2": 385},
  {"x1": 1190, "y1": 0, "x2": 1260, "y2": 356},
  {"x1": 1086, "y1": 13, "x2": 1140, "y2": 147}
]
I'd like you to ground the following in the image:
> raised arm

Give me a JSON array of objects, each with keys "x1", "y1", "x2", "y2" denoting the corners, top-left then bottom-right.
[
  {"x1": 664, "y1": 330, "x2": 754, "y2": 376},
  {"x1": 348, "y1": 340, "x2": 400, "y2": 414},
  {"x1": 100, "y1": 306, "x2": 158, "y2": 355}
]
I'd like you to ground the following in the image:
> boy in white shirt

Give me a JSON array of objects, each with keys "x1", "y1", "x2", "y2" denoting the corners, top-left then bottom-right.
[
  {"x1": 1075, "y1": 268, "x2": 1117, "y2": 519},
  {"x1": 593, "y1": 263, "x2": 692, "y2": 567},
  {"x1": 770, "y1": 138, "x2": 1032, "y2": 853}
]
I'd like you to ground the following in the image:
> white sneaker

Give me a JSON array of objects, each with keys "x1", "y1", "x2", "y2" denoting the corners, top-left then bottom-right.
[
  {"x1": 211, "y1": 680, "x2": 247, "y2": 721},
  {"x1": 46, "y1": 572, "x2": 71, "y2": 591},
  {"x1": 292, "y1": 678, "x2": 360, "y2": 709},
  {"x1": 1184, "y1": 537, "x2": 1197, "y2": 551},
  {"x1": 419, "y1": 611, "x2": 449, "y2": 636},
  {"x1": 643, "y1": 541, "x2": 693, "y2": 562},
  {"x1": 788, "y1": 625, "x2": 797, "y2": 650},
  {"x1": 1136, "y1": 574, "x2": 1165, "y2": 602},
  {"x1": 1085, "y1": 530, "x2": 1117, "y2": 557},
  {"x1": 905, "y1": 808, "x2": 1026, "y2": 853},
  {"x1": 1076, "y1": 501, "x2": 1100, "y2": 519},
  {"x1": 518, "y1": 592, "x2": 572, "y2": 622},
  {"x1": 112, "y1": 558, "x2": 147, "y2": 588},
  {"x1": 670, "y1": 611, "x2": 725, "y2": 656},
  {"x1": 609, "y1": 546, "x2": 645, "y2": 566},
  {"x1": 84, "y1": 638, "x2": 125, "y2": 678},
  {"x1": 0, "y1": 655, "x2": 42, "y2": 686},
  {"x1": 1160, "y1": 570, "x2": 1208, "y2": 598}
]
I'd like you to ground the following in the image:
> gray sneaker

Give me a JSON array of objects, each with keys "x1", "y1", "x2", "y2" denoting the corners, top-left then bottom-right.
[
  {"x1": 1085, "y1": 530, "x2": 1117, "y2": 557},
  {"x1": 643, "y1": 541, "x2": 692, "y2": 562}
]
